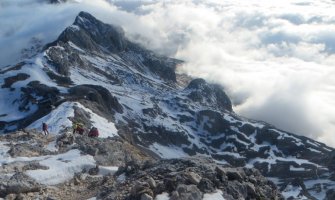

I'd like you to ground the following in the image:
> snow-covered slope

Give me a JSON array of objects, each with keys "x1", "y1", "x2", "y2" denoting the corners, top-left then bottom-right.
[{"x1": 1, "y1": 11, "x2": 335, "y2": 199}]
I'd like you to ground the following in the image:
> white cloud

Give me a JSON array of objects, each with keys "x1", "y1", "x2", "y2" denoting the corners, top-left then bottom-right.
[{"x1": 1, "y1": 0, "x2": 335, "y2": 147}]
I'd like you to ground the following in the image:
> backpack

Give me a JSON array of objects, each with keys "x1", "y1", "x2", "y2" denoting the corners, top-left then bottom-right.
[{"x1": 89, "y1": 127, "x2": 99, "y2": 137}]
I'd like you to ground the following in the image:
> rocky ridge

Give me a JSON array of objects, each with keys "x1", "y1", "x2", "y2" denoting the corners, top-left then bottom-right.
[
  {"x1": 0, "y1": 130, "x2": 283, "y2": 200},
  {"x1": 0, "y1": 11, "x2": 335, "y2": 199}
]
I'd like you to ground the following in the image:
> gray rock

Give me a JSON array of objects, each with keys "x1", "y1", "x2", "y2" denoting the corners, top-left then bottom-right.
[
  {"x1": 245, "y1": 182, "x2": 257, "y2": 198},
  {"x1": 147, "y1": 177, "x2": 156, "y2": 189},
  {"x1": 69, "y1": 84, "x2": 123, "y2": 114},
  {"x1": 8, "y1": 142, "x2": 52, "y2": 158},
  {"x1": 99, "y1": 157, "x2": 283, "y2": 200},
  {"x1": 170, "y1": 184, "x2": 202, "y2": 200},
  {"x1": 56, "y1": 132, "x2": 74, "y2": 148},
  {"x1": 88, "y1": 165, "x2": 99, "y2": 176},
  {"x1": 197, "y1": 178, "x2": 215, "y2": 193},
  {"x1": 185, "y1": 78, "x2": 232, "y2": 112},
  {"x1": 1, "y1": 73, "x2": 29, "y2": 89},
  {"x1": 185, "y1": 172, "x2": 201, "y2": 185},
  {"x1": 131, "y1": 181, "x2": 153, "y2": 198},
  {"x1": 226, "y1": 169, "x2": 244, "y2": 182},
  {"x1": 141, "y1": 193, "x2": 153, "y2": 200},
  {"x1": 1, "y1": 173, "x2": 41, "y2": 196},
  {"x1": 4, "y1": 193, "x2": 16, "y2": 200},
  {"x1": 326, "y1": 189, "x2": 335, "y2": 200}
]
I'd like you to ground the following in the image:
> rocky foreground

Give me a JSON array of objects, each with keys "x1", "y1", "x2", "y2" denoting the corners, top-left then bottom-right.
[{"x1": 0, "y1": 130, "x2": 283, "y2": 200}]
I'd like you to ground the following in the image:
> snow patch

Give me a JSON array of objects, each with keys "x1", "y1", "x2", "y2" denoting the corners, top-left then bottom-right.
[
  {"x1": 76, "y1": 103, "x2": 118, "y2": 138},
  {"x1": 289, "y1": 165, "x2": 305, "y2": 171},
  {"x1": 149, "y1": 143, "x2": 188, "y2": 159},
  {"x1": 0, "y1": 142, "x2": 11, "y2": 165},
  {"x1": 68, "y1": 41, "x2": 85, "y2": 53},
  {"x1": 308, "y1": 147, "x2": 321, "y2": 153},
  {"x1": 98, "y1": 166, "x2": 118, "y2": 176},
  {"x1": 155, "y1": 193, "x2": 169, "y2": 200},
  {"x1": 203, "y1": 190, "x2": 225, "y2": 200},
  {"x1": 45, "y1": 140, "x2": 58, "y2": 152},
  {"x1": 26, "y1": 149, "x2": 95, "y2": 185},
  {"x1": 282, "y1": 185, "x2": 304, "y2": 199},
  {"x1": 27, "y1": 102, "x2": 75, "y2": 134},
  {"x1": 26, "y1": 101, "x2": 118, "y2": 138},
  {"x1": 116, "y1": 173, "x2": 126, "y2": 183}
]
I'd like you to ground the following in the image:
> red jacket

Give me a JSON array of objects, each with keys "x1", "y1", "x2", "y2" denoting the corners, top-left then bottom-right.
[{"x1": 88, "y1": 128, "x2": 99, "y2": 137}]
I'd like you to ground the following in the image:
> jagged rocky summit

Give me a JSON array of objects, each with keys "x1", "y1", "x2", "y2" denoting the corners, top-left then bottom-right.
[{"x1": 1, "y1": 11, "x2": 335, "y2": 199}]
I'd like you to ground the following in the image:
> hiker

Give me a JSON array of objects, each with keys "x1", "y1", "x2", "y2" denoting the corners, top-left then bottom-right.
[
  {"x1": 72, "y1": 122, "x2": 78, "y2": 134},
  {"x1": 77, "y1": 125, "x2": 84, "y2": 135},
  {"x1": 73, "y1": 122, "x2": 84, "y2": 135},
  {"x1": 42, "y1": 122, "x2": 49, "y2": 135},
  {"x1": 88, "y1": 127, "x2": 99, "y2": 137}
]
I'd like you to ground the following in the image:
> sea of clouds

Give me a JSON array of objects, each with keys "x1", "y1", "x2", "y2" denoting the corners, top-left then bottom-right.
[{"x1": 1, "y1": 0, "x2": 335, "y2": 146}]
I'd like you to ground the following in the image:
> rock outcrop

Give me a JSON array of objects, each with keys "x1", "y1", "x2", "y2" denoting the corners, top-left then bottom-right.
[
  {"x1": 0, "y1": 130, "x2": 283, "y2": 200},
  {"x1": 99, "y1": 157, "x2": 283, "y2": 200}
]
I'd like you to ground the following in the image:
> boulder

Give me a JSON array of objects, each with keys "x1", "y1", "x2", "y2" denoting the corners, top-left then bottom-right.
[
  {"x1": 197, "y1": 178, "x2": 215, "y2": 193},
  {"x1": 0, "y1": 173, "x2": 41, "y2": 197},
  {"x1": 170, "y1": 184, "x2": 202, "y2": 200},
  {"x1": 185, "y1": 172, "x2": 201, "y2": 185},
  {"x1": 141, "y1": 193, "x2": 153, "y2": 200},
  {"x1": 226, "y1": 169, "x2": 244, "y2": 182},
  {"x1": 88, "y1": 165, "x2": 99, "y2": 176}
]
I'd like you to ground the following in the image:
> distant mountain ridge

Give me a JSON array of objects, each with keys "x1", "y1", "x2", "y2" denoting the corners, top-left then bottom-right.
[{"x1": 1, "y1": 11, "x2": 335, "y2": 199}]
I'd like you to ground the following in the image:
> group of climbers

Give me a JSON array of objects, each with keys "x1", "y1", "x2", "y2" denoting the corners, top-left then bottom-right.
[
  {"x1": 72, "y1": 122, "x2": 85, "y2": 135},
  {"x1": 72, "y1": 122, "x2": 99, "y2": 138},
  {"x1": 42, "y1": 122, "x2": 99, "y2": 138}
]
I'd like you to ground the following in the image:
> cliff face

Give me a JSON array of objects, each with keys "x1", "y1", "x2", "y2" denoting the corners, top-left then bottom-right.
[{"x1": 0, "y1": 11, "x2": 335, "y2": 199}]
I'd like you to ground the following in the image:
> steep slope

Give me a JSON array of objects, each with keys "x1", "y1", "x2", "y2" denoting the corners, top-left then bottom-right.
[{"x1": 1, "y1": 11, "x2": 335, "y2": 199}]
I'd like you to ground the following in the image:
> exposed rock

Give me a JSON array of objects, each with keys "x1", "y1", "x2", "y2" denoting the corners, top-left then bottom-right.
[
  {"x1": 8, "y1": 143, "x2": 51, "y2": 157},
  {"x1": 56, "y1": 132, "x2": 75, "y2": 149},
  {"x1": 99, "y1": 157, "x2": 283, "y2": 200},
  {"x1": 185, "y1": 78, "x2": 232, "y2": 112},
  {"x1": 0, "y1": 161, "x2": 49, "y2": 174},
  {"x1": 0, "y1": 173, "x2": 41, "y2": 197},
  {"x1": 197, "y1": 178, "x2": 215, "y2": 193},
  {"x1": 185, "y1": 171, "x2": 201, "y2": 185},
  {"x1": 2, "y1": 73, "x2": 30, "y2": 89},
  {"x1": 147, "y1": 177, "x2": 156, "y2": 189},
  {"x1": 141, "y1": 193, "x2": 153, "y2": 200},
  {"x1": 130, "y1": 181, "x2": 153, "y2": 199},
  {"x1": 88, "y1": 165, "x2": 99, "y2": 176},
  {"x1": 170, "y1": 184, "x2": 202, "y2": 200},
  {"x1": 5, "y1": 193, "x2": 17, "y2": 200},
  {"x1": 326, "y1": 189, "x2": 335, "y2": 200},
  {"x1": 74, "y1": 135, "x2": 151, "y2": 166},
  {"x1": 225, "y1": 169, "x2": 244, "y2": 182},
  {"x1": 69, "y1": 84, "x2": 123, "y2": 115},
  {"x1": 49, "y1": 0, "x2": 67, "y2": 3}
]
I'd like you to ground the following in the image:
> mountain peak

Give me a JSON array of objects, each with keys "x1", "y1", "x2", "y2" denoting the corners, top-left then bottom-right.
[
  {"x1": 186, "y1": 78, "x2": 233, "y2": 111},
  {"x1": 57, "y1": 11, "x2": 127, "y2": 53},
  {"x1": 73, "y1": 11, "x2": 103, "y2": 29}
]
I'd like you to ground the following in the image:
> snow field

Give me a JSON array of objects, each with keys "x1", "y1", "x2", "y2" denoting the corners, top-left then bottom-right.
[
  {"x1": 27, "y1": 101, "x2": 118, "y2": 138},
  {"x1": 26, "y1": 149, "x2": 96, "y2": 185}
]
